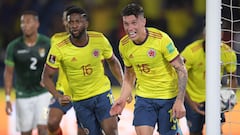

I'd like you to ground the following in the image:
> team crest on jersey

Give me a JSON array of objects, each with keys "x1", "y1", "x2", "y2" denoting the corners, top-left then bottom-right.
[
  {"x1": 147, "y1": 49, "x2": 156, "y2": 58},
  {"x1": 92, "y1": 49, "x2": 100, "y2": 57},
  {"x1": 49, "y1": 54, "x2": 56, "y2": 64},
  {"x1": 39, "y1": 48, "x2": 46, "y2": 57}
]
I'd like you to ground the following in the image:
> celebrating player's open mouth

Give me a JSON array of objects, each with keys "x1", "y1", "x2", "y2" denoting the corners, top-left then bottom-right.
[
  {"x1": 128, "y1": 31, "x2": 137, "y2": 39},
  {"x1": 70, "y1": 28, "x2": 85, "y2": 39},
  {"x1": 72, "y1": 29, "x2": 79, "y2": 35}
]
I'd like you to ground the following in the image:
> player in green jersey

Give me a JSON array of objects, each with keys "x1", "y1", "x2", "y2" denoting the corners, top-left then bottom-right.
[
  {"x1": 181, "y1": 29, "x2": 238, "y2": 135},
  {"x1": 110, "y1": 3, "x2": 188, "y2": 135},
  {"x1": 4, "y1": 10, "x2": 51, "y2": 135},
  {"x1": 42, "y1": 7, "x2": 125, "y2": 135}
]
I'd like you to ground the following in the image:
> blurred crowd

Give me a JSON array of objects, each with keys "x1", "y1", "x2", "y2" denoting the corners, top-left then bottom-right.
[{"x1": 1, "y1": 0, "x2": 238, "y2": 86}]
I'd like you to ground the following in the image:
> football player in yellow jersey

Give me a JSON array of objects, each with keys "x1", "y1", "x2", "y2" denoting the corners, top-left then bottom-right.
[
  {"x1": 45, "y1": 5, "x2": 87, "y2": 135},
  {"x1": 41, "y1": 6, "x2": 124, "y2": 135},
  {"x1": 110, "y1": 3, "x2": 188, "y2": 135},
  {"x1": 181, "y1": 29, "x2": 238, "y2": 135}
]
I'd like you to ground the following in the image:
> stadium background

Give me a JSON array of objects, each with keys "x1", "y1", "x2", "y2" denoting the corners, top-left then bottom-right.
[
  {"x1": 0, "y1": 0, "x2": 240, "y2": 134},
  {"x1": 0, "y1": 0, "x2": 208, "y2": 86}
]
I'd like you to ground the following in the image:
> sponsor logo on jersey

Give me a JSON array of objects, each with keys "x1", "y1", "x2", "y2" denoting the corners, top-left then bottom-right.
[
  {"x1": 147, "y1": 49, "x2": 156, "y2": 58},
  {"x1": 49, "y1": 54, "x2": 56, "y2": 64},
  {"x1": 39, "y1": 48, "x2": 46, "y2": 57},
  {"x1": 17, "y1": 49, "x2": 29, "y2": 54}
]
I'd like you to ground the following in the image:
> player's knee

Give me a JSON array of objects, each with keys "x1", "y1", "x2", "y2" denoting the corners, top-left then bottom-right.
[
  {"x1": 78, "y1": 128, "x2": 88, "y2": 135},
  {"x1": 47, "y1": 118, "x2": 61, "y2": 131},
  {"x1": 102, "y1": 120, "x2": 118, "y2": 135},
  {"x1": 37, "y1": 125, "x2": 48, "y2": 135},
  {"x1": 102, "y1": 127, "x2": 118, "y2": 135}
]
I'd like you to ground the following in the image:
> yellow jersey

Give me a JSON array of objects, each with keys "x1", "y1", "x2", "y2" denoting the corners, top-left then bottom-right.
[
  {"x1": 181, "y1": 39, "x2": 237, "y2": 103},
  {"x1": 50, "y1": 32, "x2": 71, "y2": 96},
  {"x1": 46, "y1": 31, "x2": 113, "y2": 101},
  {"x1": 119, "y1": 27, "x2": 179, "y2": 99}
]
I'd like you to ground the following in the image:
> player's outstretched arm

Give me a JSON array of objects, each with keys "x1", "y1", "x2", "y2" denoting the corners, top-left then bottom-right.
[
  {"x1": 107, "y1": 54, "x2": 133, "y2": 103},
  {"x1": 110, "y1": 66, "x2": 135, "y2": 116},
  {"x1": 110, "y1": 98, "x2": 126, "y2": 116}
]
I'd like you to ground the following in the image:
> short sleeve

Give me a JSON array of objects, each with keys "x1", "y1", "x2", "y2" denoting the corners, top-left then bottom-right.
[
  {"x1": 160, "y1": 34, "x2": 179, "y2": 62},
  {"x1": 46, "y1": 43, "x2": 62, "y2": 69}
]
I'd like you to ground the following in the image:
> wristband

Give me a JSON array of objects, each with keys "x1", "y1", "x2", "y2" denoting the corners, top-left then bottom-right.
[{"x1": 6, "y1": 95, "x2": 10, "y2": 102}]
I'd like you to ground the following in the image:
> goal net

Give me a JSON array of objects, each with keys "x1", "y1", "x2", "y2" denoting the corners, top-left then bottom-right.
[{"x1": 220, "y1": 0, "x2": 240, "y2": 134}]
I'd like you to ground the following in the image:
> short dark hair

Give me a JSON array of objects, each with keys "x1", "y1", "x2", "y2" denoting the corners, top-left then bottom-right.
[
  {"x1": 21, "y1": 10, "x2": 39, "y2": 20},
  {"x1": 66, "y1": 7, "x2": 88, "y2": 20},
  {"x1": 121, "y1": 3, "x2": 144, "y2": 17}
]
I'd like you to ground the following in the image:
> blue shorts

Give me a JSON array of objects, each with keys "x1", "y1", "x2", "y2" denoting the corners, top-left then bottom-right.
[
  {"x1": 72, "y1": 90, "x2": 114, "y2": 135},
  {"x1": 49, "y1": 91, "x2": 72, "y2": 114},
  {"x1": 133, "y1": 96, "x2": 180, "y2": 135},
  {"x1": 185, "y1": 102, "x2": 225, "y2": 133}
]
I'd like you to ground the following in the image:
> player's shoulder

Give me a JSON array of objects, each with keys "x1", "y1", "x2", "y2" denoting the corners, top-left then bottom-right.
[
  {"x1": 220, "y1": 42, "x2": 236, "y2": 57},
  {"x1": 221, "y1": 42, "x2": 233, "y2": 51},
  {"x1": 8, "y1": 36, "x2": 21, "y2": 44},
  {"x1": 147, "y1": 27, "x2": 168, "y2": 39},
  {"x1": 87, "y1": 31, "x2": 104, "y2": 38},
  {"x1": 38, "y1": 33, "x2": 50, "y2": 41},
  {"x1": 184, "y1": 39, "x2": 204, "y2": 53},
  {"x1": 87, "y1": 31, "x2": 110, "y2": 45},
  {"x1": 119, "y1": 35, "x2": 130, "y2": 47},
  {"x1": 51, "y1": 32, "x2": 70, "y2": 48},
  {"x1": 7, "y1": 36, "x2": 23, "y2": 49}
]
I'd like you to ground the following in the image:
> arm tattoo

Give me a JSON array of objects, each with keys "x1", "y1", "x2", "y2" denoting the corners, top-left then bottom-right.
[{"x1": 173, "y1": 57, "x2": 188, "y2": 101}]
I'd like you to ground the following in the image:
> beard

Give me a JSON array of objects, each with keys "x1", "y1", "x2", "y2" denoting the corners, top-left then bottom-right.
[{"x1": 70, "y1": 29, "x2": 86, "y2": 39}]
